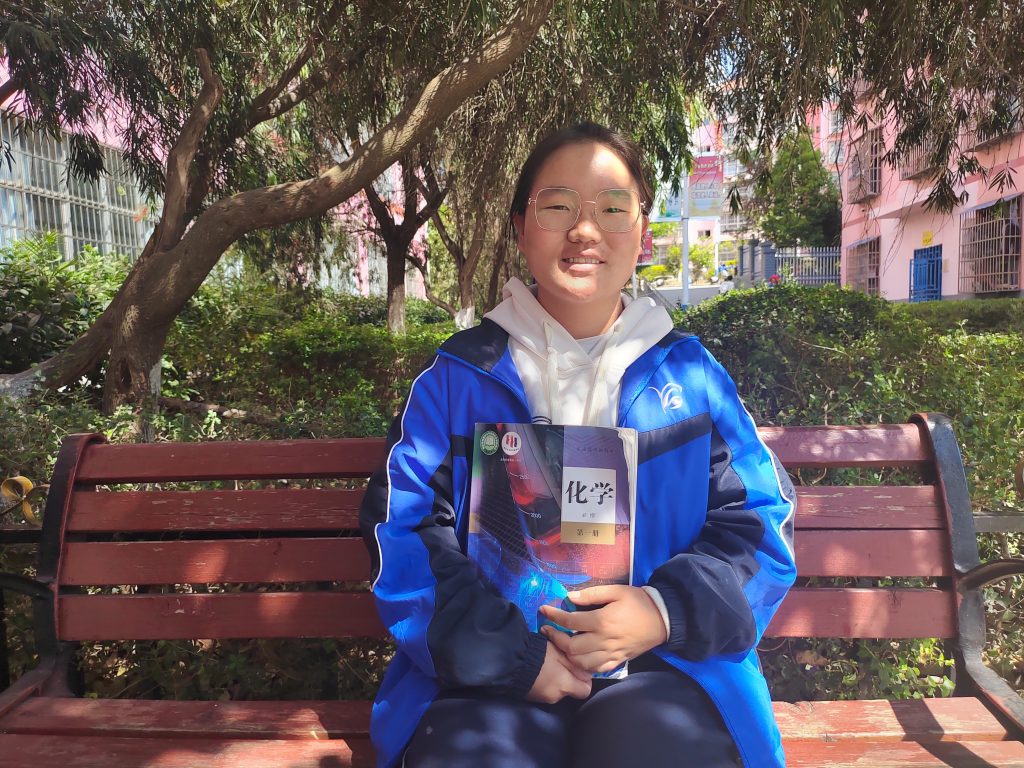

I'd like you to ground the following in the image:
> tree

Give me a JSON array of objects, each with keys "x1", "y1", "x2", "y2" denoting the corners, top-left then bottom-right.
[
  {"x1": 753, "y1": 132, "x2": 841, "y2": 246},
  {"x1": 0, "y1": 0, "x2": 557, "y2": 415},
  {"x1": 3, "y1": 0, "x2": 1023, "y2": 413}
]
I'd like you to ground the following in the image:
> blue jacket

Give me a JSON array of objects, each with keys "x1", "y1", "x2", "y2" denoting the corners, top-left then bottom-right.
[{"x1": 359, "y1": 320, "x2": 797, "y2": 767}]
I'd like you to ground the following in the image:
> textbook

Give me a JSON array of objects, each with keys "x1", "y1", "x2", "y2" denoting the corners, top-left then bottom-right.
[{"x1": 468, "y1": 423, "x2": 637, "y2": 639}]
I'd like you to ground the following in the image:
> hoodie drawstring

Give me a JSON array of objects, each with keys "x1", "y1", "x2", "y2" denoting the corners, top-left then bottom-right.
[{"x1": 544, "y1": 322, "x2": 562, "y2": 425}]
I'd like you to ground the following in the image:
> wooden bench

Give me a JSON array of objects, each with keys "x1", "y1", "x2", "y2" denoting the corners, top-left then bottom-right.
[{"x1": 1, "y1": 413, "x2": 1023, "y2": 767}]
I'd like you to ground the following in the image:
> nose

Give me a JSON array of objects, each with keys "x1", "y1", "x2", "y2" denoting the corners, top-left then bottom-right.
[{"x1": 568, "y1": 205, "x2": 602, "y2": 242}]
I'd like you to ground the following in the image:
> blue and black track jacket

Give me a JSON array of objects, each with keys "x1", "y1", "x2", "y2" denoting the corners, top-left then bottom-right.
[{"x1": 359, "y1": 320, "x2": 797, "y2": 768}]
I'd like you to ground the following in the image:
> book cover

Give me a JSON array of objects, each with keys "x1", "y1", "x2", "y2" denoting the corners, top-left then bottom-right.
[{"x1": 468, "y1": 423, "x2": 637, "y2": 640}]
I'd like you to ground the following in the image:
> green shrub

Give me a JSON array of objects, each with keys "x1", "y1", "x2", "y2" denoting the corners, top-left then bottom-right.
[
  {"x1": 901, "y1": 297, "x2": 1024, "y2": 335},
  {"x1": 0, "y1": 235, "x2": 128, "y2": 374}
]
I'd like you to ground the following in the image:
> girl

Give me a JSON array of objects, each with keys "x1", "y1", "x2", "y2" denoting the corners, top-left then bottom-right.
[{"x1": 360, "y1": 123, "x2": 796, "y2": 768}]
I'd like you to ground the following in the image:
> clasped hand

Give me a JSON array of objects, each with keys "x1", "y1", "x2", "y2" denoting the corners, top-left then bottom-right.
[{"x1": 526, "y1": 585, "x2": 668, "y2": 704}]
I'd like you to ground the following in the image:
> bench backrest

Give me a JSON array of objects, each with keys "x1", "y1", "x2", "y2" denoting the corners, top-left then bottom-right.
[{"x1": 37, "y1": 414, "x2": 978, "y2": 646}]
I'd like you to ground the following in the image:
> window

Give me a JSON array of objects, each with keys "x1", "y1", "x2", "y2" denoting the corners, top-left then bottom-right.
[
  {"x1": 0, "y1": 110, "x2": 157, "y2": 257},
  {"x1": 720, "y1": 209, "x2": 749, "y2": 234},
  {"x1": 847, "y1": 128, "x2": 883, "y2": 203},
  {"x1": 964, "y1": 95, "x2": 1023, "y2": 151},
  {"x1": 846, "y1": 237, "x2": 880, "y2": 295},
  {"x1": 698, "y1": 229, "x2": 712, "y2": 239},
  {"x1": 829, "y1": 107, "x2": 844, "y2": 137},
  {"x1": 959, "y1": 196, "x2": 1021, "y2": 293},
  {"x1": 899, "y1": 141, "x2": 937, "y2": 181},
  {"x1": 826, "y1": 140, "x2": 845, "y2": 166}
]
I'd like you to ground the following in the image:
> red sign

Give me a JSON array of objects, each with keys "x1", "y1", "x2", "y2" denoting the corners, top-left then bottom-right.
[{"x1": 640, "y1": 230, "x2": 654, "y2": 263}]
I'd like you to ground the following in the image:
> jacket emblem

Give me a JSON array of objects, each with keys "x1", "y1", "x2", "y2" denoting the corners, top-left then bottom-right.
[{"x1": 649, "y1": 382, "x2": 684, "y2": 412}]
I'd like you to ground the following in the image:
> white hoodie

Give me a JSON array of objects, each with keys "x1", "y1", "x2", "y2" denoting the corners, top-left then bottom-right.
[{"x1": 484, "y1": 278, "x2": 675, "y2": 427}]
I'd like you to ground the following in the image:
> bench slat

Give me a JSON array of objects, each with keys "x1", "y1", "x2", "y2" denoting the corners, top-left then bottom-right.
[
  {"x1": 71, "y1": 423, "x2": 932, "y2": 485},
  {"x1": 62, "y1": 538, "x2": 370, "y2": 585},
  {"x1": 0, "y1": 735, "x2": 375, "y2": 768},
  {"x1": 0, "y1": 698, "x2": 373, "y2": 740},
  {"x1": 2, "y1": 735, "x2": 1023, "y2": 768},
  {"x1": 60, "y1": 529, "x2": 949, "y2": 586},
  {"x1": 793, "y1": 486, "x2": 943, "y2": 529},
  {"x1": 1, "y1": 697, "x2": 1008, "y2": 744},
  {"x1": 58, "y1": 592, "x2": 385, "y2": 641},
  {"x1": 56, "y1": 588, "x2": 953, "y2": 641},
  {"x1": 760, "y1": 423, "x2": 930, "y2": 468},
  {"x1": 774, "y1": 698, "x2": 1009, "y2": 742},
  {"x1": 795, "y1": 530, "x2": 950, "y2": 577},
  {"x1": 783, "y1": 739, "x2": 1024, "y2": 767},
  {"x1": 69, "y1": 490, "x2": 363, "y2": 532},
  {"x1": 75, "y1": 439, "x2": 387, "y2": 483},
  {"x1": 67, "y1": 485, "x2": 944, "y2": 533},
  {"x1": 766, "y1": 588, "x2": 955, "y2": 638}
]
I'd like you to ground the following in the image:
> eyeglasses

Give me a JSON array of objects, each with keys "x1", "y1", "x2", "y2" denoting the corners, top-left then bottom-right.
[{"x1": 527, "y1": 187, "x2": 645, "y2": 233}]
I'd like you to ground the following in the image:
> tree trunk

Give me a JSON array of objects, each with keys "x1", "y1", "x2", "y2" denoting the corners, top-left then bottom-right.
[
  {"x1": 486, "y1": 237, "x2": 510, "y2": 311},
  {"x1": 386, "y1": 243, "x2": 407, "y2": 335}
]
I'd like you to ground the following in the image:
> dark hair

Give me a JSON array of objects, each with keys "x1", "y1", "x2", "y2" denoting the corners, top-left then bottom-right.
[{"x1": 508, "y1": 122, "x2": 654, "y2": 239}]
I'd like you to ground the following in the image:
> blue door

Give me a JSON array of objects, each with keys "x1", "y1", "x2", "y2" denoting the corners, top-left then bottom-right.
[{"x1": 910, "y1": 246, "x2": 942, "y2": 302}]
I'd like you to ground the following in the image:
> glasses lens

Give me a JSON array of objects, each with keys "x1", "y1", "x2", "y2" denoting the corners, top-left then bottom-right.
[
  {"x1": 595, "y1": 189, "x2": 641, "y2": 232},
  {"x1": 534, "y1": 188, "x2": 580, "y2": 231}
]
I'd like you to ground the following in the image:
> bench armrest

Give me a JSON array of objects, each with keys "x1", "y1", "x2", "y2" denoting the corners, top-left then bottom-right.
[
  {"x1": 957, "y1": 559, "x2": 1024, "y2": 736},
  {"x1": 958, "y1": 558, "x2": 1024, "y2": 592},
  {"x1": 0, "y1": 573, "x2": 51, "y2": 601}
]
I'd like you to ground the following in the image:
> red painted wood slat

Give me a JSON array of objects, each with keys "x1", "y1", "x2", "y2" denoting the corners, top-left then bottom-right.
[
  {"x1": 61, "y1": 538, "x2": 370, "y2": 585},
  {"x1": 782, "y1": 739, "x2": 1024, "y2": 767},
  {"x1": 0, "y1": 698, "x2": 373, "y2": 740},
  {"x1": 0, "y1": 735, "x2": 375, "y2": 768},
  {"x1": 774, "y1": 698, "x2": 1010, "y2": 743},
  {"x1": 74, "y1": 439, "x2": 388, "y2": 483},
  {"x1": 68, "y1": 489, "x2": 363, "y2": 532},
  {"x1": 70, "y1": 423, "x2": 931, "y2": 485},
  {"x1": 794, "y1": 530, "x2": 950, "y2": 577},
  {"x1": 55, "y1": 588, "x2": 953, "y2": 642},
  {"x1": 58, "y1": 592, "x2": 386, "y2": 641},
  {"x1": 765, "y1": 588, "x2": 956, "y2": 638},
  {"x1": 760, "y1": 423, "x2": 930, "y2": 468},
  {"x1": 792, "y1": 485, "x2": 943, "y2": 529},
  {"x1": 59, "y1": 529, "x2": 948, "y2": 586},
  {"x1": 67, "y1": 485, "x2": 944, "y2": 533},
  {"x1": 1, "y1": 697, "x2": 1008, "y2": 744}
]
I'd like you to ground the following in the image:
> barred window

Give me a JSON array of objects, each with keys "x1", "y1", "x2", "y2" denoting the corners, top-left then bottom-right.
[
  {"x1": 847, "y1": 128, "x2": 883, "y2": 203},
  {"x1": 0, "y1": 110, "x2": 157, "y2": 258},
  {"x1": 959, "y1": 196, "x2": 1021, "y2": 294},
  {"x1": 828, "y1": 107, "x2": 844, "y2": 137},
  {"x1": 846, "y1": 237, "x2": 880, "y2": 295}
]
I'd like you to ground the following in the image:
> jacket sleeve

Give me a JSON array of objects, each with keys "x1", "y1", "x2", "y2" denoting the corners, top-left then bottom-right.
[
  {"x1": 646, "y1": 346, "x2": 797, "y2": 661},
  {"x1": 359, "y1": 356, "x2": 548, "y2": 694}
]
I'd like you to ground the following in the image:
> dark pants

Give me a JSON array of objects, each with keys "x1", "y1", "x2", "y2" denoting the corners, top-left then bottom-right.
[{"x1": 403, "y1": 654, "x2": 742, "y2": 768}]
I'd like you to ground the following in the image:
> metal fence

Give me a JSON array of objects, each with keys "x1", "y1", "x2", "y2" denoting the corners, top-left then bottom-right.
[{"x1": 736, "y1": 241, "x2": 841, "y2": 287}]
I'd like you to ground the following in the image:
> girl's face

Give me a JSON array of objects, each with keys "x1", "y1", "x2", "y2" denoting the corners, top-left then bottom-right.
[{"x1": 514, "y1": 142, "x2": 647, "y2": 331}]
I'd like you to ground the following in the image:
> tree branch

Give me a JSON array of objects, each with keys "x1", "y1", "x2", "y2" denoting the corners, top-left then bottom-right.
[
  {"x1": 362, "y1": 182, "x2": 398, "y2": 241},
  {"x1": 430, "y1": 210, "x2": 464, "y2": 266},
  {"x1": 408, "y1": 256, "x2": 458, "y2": 317},
  {"x1": 155, "y1": 48, "x2": 223, "y2": 252},
  {"x1": 247, "y1": 2, "x2": 347, "y2": 117},
  {"x1": 247, "y1": 47, "x2": 355, "y2": 127}
]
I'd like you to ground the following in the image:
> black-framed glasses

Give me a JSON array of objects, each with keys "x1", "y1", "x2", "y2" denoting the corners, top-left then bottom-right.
[{"x1": 527, "y1": 187, "x2": 644, "y2": 233}]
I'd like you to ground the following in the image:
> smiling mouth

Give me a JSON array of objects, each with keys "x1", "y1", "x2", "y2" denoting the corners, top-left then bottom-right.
[{"x1": 563, "y1": 257, "x2": 602, "y2": 265}]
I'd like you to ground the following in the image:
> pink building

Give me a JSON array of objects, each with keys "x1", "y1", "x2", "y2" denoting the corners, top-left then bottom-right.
[{"x1": 838, "y1": 107, "x2": 1023, "y2": 301}]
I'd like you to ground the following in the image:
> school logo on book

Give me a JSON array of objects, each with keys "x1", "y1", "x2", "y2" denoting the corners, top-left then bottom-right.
[
  {"x1": 649, "y1": 382, "x2": 684, "y2": 412},
  {"x1": 480, "y1": 430, "x2": 500, "y2": 455},
  {"x1": 501, "y1": 431, "x2": 522, "y2": 456}
]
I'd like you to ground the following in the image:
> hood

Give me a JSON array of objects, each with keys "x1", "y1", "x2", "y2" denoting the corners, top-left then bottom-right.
[{"x1": 483, "y1": 278, "x2": 674, "y2": 425}]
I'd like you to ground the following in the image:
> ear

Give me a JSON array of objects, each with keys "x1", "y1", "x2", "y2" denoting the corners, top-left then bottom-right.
[{"x1": 513, "y1": 213, "x2": 526, "y2": 248}]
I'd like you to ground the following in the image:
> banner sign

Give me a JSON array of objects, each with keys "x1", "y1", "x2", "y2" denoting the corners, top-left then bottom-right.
[
  {"x1": 688, "y1": 155, "x2": 725, "y2": 217},
  {"x1": 639, "y1": 230, "x2": 654, "y2": 263}
]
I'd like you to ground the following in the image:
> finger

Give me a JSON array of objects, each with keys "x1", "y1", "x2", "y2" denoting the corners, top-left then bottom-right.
[
  {"x1": 566, "y1": 671, "x2": 593, "y2": 700},
  {"x1": 568, "y1": 585, "x2": 626, "y2": 606},
  {"x1": 558, "y1": 631, "x2": 606, "y2": 657},
  {"x1": 572, "y1": 650, "x2": 620, "y2": 673},
  {"x1": 540, "y1": 605, "x2": 598, "y2": 633},
  {"x1": 541, "y1": 626, "x2": 574, "y2": 655}
]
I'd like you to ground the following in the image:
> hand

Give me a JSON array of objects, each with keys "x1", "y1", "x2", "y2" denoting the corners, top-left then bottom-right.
[
  {"x1": 539, "y1": 585, "x2": 668, "y2": 674},
  {"x1": 526, "y1": 641, "x2": 593, "y2": 704}
]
